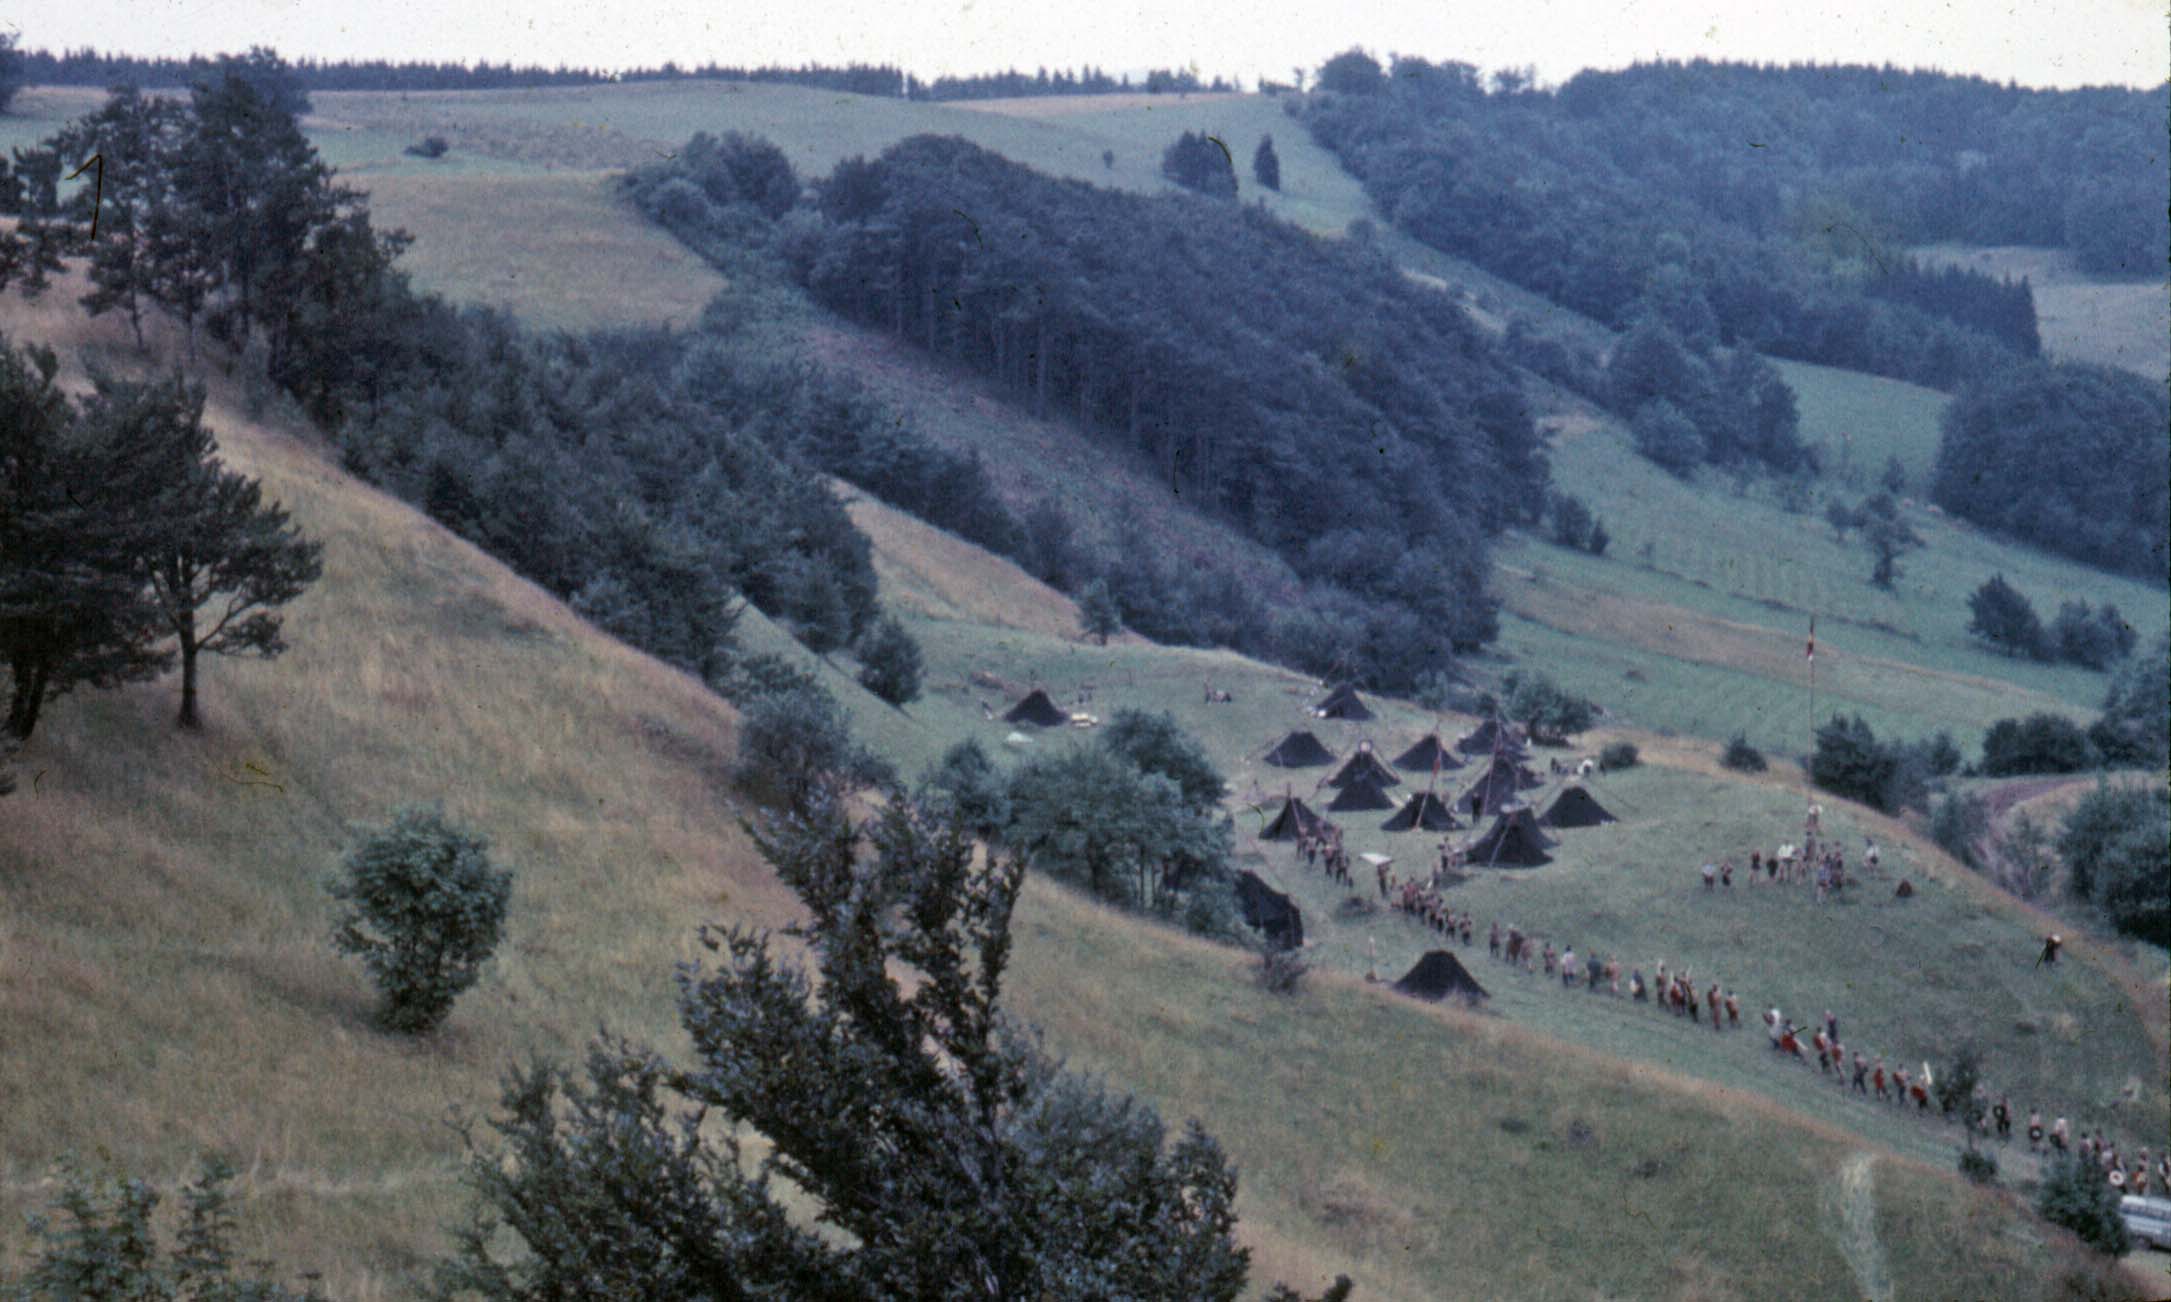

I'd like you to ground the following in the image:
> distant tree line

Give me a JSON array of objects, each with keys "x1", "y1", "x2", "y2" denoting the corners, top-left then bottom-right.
[
  {"x1": 1295, "y1": 55, "x2": 2163, "y2": 396},
  {"x1": 627, "y1": 133, "x2": 1557, "y2": 689},
  {"x1": 3, "y1": 41, "x2": 1231, "y2": 103}
]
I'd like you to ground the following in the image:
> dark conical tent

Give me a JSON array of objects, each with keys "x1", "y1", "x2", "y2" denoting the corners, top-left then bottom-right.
[
  {"x1": 1315, "y1": 684, "x2": 1374, "y2": 721},
  {"x1": 1236, "y1": 871, "x2": 1305, "y2": 949},
  {"x1": 1260, "y1": 795, "x2": 1324, "y2": 841},
  {"x1": 1263, "y1": 730, "x2": 1335, "y2": 767},
  {"x1": 1456, "y1": 718, "x2": 1527, "y2": 757},
  {"x1": 1326, "y1": 774, "x2": 1397, "y2": 812},
  {"x1": 1391, "y1": 733, "x2": 1464, "y2": 773},
  {"x1": 1541, "y1": 785, "x2": 1619, "y2": 829},
  {"x1": 1328, "y1": 745, "x2": 1400, "y2": 789},
  {"x1": 1465, "y1": 808, "x2": 1555, "y2": 867},
  {"x1": 1003, "y1": 688, "x2": 1070, "y2": 728},
  {"x1": 1391, "y1": 950, "x2": 1488, "y2": 1005},
  {"x1": 1381, "y1": 789, "x2": 1462, "y2": 833},
  {"x1": 1457, "y1": 757, "x2": 1528, "y2": 818}
]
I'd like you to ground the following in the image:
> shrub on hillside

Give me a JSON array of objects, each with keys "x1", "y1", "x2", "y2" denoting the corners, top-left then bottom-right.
[
  {"x1": 1958, "y1": 1147, "x2": 1998, "y2": 1186},
  {"x1": 403, "y1": 134, "x2": 449, "y2": 159},
  {"x1": 2089, "y1": 633, "x2": 2170, "y2": 765},
  {"x1": 1598, "y1": 741, "x2": 1639, "y2": 771},
  {"x1": 1161, "y1": 130, "x2": 1238, "y2": 198},
  {"x1": 15, "y1": 1155, "x2": 325, "y2": 1299},
  {"x1": 1549, "y1": 492, "x2": 1594, "y2": 550},
  {"x1": 1721, "y1": 733, "x2": 1767, "y2": 772},
  {"x1": 1256, "y1": 942, "x2": 1309, "y2": 995},
  {"x1": 854, "y1": 613, "x2": 923, "y2": 706},
  {"x1": 2035, "y1": 1153, "x2": 2131, "y2": 1255},
  {"x1": 1810, "y1": 714, "x2": 1897, "y2": 809},
  {"x1": 1930, "y1": 791, "x2": 1990, "y2": 871},
  {"x1": 1966, "y1": 574, "x2": 2047, "y2": 659},
  {"x1": 2050, "y1": 600, "x2": 2136, "y2": 671},
  {"x1": 330, "y1": 806, "x2": 512, "y2": 1035},
  {"x1": 919, "y1": 738, "x2": 1010, "y2": 842},
  {"x1": 1503, "y1": 671, "x2": 1597, "y2": 743},
  {"x1": 736, "y1": 682, "x2": 865, "y2": 810},
  {"x1": 1980, "y1": 714, "x2": 2097, "y2": 777}
]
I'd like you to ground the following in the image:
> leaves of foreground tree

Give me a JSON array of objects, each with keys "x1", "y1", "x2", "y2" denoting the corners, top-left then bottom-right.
[{"x1": 440, "y1": 790, "x2": 1346, "y2": 1300}]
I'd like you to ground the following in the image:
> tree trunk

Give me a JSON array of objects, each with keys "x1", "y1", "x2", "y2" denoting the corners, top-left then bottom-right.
[{"x1": 176, "y1": 619, "x2": 201, "y2": 730}]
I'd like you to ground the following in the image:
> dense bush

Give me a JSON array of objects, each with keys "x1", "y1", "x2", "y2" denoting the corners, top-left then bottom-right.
[
  {"x1": 1930, "y1": 791, "x2": 1990, "y2": 871},
  {"x1": 1808, "y1": 714, "x2": 1938, "y2": 813},
  {"x1": 329, "y1": 805, "x2": 512, "y2": 1034},
  {"x1": 2089, "y1": 634, "x2": 2170, "y2": 765},
  {"x1": 735, "y1": 681, "x2": 864, "y2": 810},
  {"x1": 2050, "y1": 600, "x2": 2137, "y2": 671},
  {"x1": 1966, "y1": 574, "x2": 2047, "y2": 659},
  {"x1": 1598, "y1": 741, "x2": 1639, "y2": 771},
  {"x1": 1721, "y1": 733, "x2": 1767, "y2": 772},
  {"x1": 1549, "y1": 492, "x2": 1595, "y2": 550},
  {"x1": 1503, "y1": 671, "x2": 1598, "y2": 743},
  {"x1": 2059, "y1": 781, "x2": 2170, "y2": 944},
  {"x1": 854, "y1": 613, "x2": 923, "y2": 706},
  {"x1": 1979, "y1": 714, "x2": 2097, "y2": 777},
  {"x1": 1934, "y1": 362, "x2": 2170, "y2": 578},
  {"x1": 1958, "y1": 1146, "x2": 1999, "y2": 1186},
  {"x1": 403, "y1": 134, "x2": 448, "y2": 159},
  {"x1": 1163, "y1": 131, "x2": 1238, "y2": 198},
  {"x1": 2035, "y1": 1153, "x2": 2131, "y2": 1255},
  {"x1": 1251, "y1": 135, "x2": 1281, "y2": 191},
  {"x1": 919, "y1": 738, "x2": 1010, "y2": 841}
]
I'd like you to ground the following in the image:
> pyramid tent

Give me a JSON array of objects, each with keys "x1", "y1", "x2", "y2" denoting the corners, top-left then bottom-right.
[
  {"x1": 1391, "y1": 950, "x2": 1489, "y2": 1005},
  {"x1": 1326, "y1": 773, "x2": 1397, "y2": 812},
  {"x1": 1003, "y1": 688, "x2": 1070, "y2": 728},
  {"x1": 1540, "y1": 785, "x2": 1619, "y2": 829},
  {"x1": 1314, "y1": 684, "x2": 1374, "y2": 721},
  {"x1": 1391, "y1": 734, "x2": 1464, "y2": 773},
  {"x1": 1260, "y1": 795, "x2": 1324, "y2": 842},
  {"x1": 1381, "y1": 789, "x2": 1463, "y2": 833},
  {"x1": 1456, "y1": 718, "x2": 1527, "y2": 757},
  {"x1": 1465, "y1": 808, "x2": 1555, "y2": 867},
  {"x1": 1457, "y1": 757, "x2": 1529, "y2": 818},
  {"x1": 1263, "y1": 730, "x2": 1335, "y2": 768},
  {"x1": 1328, "y1": 746, "x2": 1401, "y2": 789},
  {"x1": 1235, "y1": 871, "x2": 1305, "y2": 949}
]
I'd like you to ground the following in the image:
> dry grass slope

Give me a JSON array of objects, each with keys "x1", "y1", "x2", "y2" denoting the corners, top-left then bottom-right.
[{"x1": 0, "y1": 279, "x2": 2143, "y2": 1297}]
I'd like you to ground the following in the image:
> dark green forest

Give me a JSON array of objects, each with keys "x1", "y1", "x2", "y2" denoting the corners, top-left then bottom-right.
[{"x1": 629, "y1": 132, "x2": 1558, "y2": 687}]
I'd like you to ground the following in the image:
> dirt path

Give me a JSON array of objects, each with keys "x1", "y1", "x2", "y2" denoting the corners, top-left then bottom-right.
[{"x1": 1828, "y1": 1153, "x2": 1893, "y2": 1302}]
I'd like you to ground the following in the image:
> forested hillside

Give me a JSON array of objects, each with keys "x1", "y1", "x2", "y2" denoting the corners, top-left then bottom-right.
[
  {"x1": 1301, "y1": 55, "x2": 2169, "y2": 575},
  {"x1": 630, "y1": 132, "x2": 1555, "y2": 688}
]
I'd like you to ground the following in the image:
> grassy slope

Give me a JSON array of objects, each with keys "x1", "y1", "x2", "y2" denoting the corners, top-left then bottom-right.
[
  {"x1": 1916, "y1": 243, "x2": 2171, "y2": 381},
  {"x1": 0, "y1": 283, "x2": 2146, "y2": 1298}
]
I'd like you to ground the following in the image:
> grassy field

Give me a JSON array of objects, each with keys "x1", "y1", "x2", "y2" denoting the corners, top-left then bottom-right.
[
  {"x1": 1916, "y1": 243, "x2": 2171, "y2": 381},
  {"x1": 1771, "y1": 358, "x2": 1949, "y2": 495},
  {"x1": 1, "y1": 279, "x2": 2153, "y2": 1297}
]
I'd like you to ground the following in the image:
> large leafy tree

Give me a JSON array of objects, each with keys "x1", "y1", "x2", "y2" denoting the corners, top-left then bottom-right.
[
  {"x1": 85, "y1": 372, "x2": 323, "y2": 730},
  {"x1": 0, "y1": 338, "x2": 169, "y2": 742},
  {"x1": 1007, "y1": 744, "x2": 1231, "y2": 914},
  {"x1": 439, "y1": 792, "x2": 1314, "y2": 1299}
]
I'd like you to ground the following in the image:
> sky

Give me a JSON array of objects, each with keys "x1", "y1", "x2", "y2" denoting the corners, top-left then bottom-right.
[{"x1": 7, "y1": 0, "x2": 2167, "y2": 90}]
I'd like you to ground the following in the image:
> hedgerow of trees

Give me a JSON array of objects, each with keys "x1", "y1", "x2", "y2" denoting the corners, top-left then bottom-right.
[
  {"x1": 1965, "y1": 574, "x2": 2137, "y2": 669},
  {"x1": 440, "y1": 789, "x2": 1344, "y2": 1299}
]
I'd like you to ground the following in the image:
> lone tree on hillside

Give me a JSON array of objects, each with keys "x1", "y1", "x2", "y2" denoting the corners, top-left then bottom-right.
[
  {"x1": 87, "y1": 373, "x2": 323, "y2": 729},
  {"x1": 330, "y1": 805, "x2": 512, "y2": 1035},
  {"x1": 1966, "y1": 574, "x2": 2046, "y2": 659},
  {"x1": 440, "y1": 791, "x2": 1343, "y2": 1299},
  {"x1": 1252, "y1": 134, "x2": 1282, "y2": 191},
  {"x1": 0, "y1": 339, "x2": 170, "y2": 743},
  {"x1": 1079, "y1": 577, "x2": 1122, "y2": 645},
  {"x1": 1856, "y1": 493, "x2": 1921, "y2": 588},
  {"x1": 854, "y1": 612, "x2": 923, "y2": 706}
]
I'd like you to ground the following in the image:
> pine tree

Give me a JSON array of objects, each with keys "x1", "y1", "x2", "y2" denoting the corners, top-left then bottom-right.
[
  {"x1": 0, "y1": 339, "x2": 170, "y2": 742},
  {"x1": 84, "y1": 373, "x2": 323, "y2": 729},
  {"x1": 1252, "y1": 135, "x2": 1281, "y2": 191}
]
